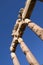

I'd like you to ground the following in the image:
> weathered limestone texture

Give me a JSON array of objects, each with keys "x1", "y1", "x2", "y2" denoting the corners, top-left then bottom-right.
[
  {"x1": 25, "y1": 19, "x2": 43, "y2": 40},
  {"x1": 11, "y1": 53, "x2": 20, "y2": 65},
  {"x1": 22, "y1": 0, "x2": 36, "y2": 19},
  {"x1": 18, "y1": 38, "x2": 39, "y2": 65},
  {"x1": 10, "y1": 0, "x2": 43, "y2": 65}
]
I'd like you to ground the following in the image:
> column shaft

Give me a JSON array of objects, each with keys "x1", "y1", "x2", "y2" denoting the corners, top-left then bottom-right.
[
  {"x1": 28, "y1": 22, "x2": 43, "y2": 40},
  {"x1": 11, "y1": 53, "x2": 20, "y2": 65},
  {"x1": 22, "y1": 0, "x2": 36, "y2": 19},
  {"x1": 25, "y1": 19, "x2": 43, "y2": 40},
  {"x1": 18, "y1": 38, "x2": 39, "y2": 65}
]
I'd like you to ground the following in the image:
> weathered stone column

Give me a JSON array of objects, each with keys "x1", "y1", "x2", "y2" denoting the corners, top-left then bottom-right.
[
  {"x1": 11, "y1": 19, "x2": 21, "y2": 36},
  {"x1": 10, "y1": 37, "x2": 18, "y2": 52},
  {"x1": 22, "y1": 0, "x2": 36, "y2": 19},
  {"x1": 11, "y1": 52, "x2": 20, "y2": 65},
  {"x1": 25, "y1": 19, "x2": 43, "y2": 40},
  {"x1": 18, "y1": 38, "x2": 39, "y2": 65}
]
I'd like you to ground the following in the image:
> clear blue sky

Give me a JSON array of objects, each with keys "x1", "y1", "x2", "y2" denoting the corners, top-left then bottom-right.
[{"x1": 0, "y1": 0, "x2": 43, "y2": 65}]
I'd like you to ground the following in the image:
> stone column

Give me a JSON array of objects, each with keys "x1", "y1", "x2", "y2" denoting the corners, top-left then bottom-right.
[
  {"x1": 25, "y1": 19, "x2": 43, "y2": 40},
  {"x1": 11, "y1": 19, "x2": 21, "y2": 36},
  {"x1": 18, "y1": 38, "x2": 39, "y2": 65},
  {"x1": 22, "y1": 0, "x2": 36, "y2": 19},
  {"x1": 10, "y1": 37, "x2": 18, "y2": 52},
  {"x1": 11, "y1": 52, "x2": 20, "y2": 65}
]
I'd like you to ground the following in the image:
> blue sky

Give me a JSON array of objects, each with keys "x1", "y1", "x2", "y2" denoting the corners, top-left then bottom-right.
[{"x1": 0, "y1": 0, "x2": 43, "y2": 65}]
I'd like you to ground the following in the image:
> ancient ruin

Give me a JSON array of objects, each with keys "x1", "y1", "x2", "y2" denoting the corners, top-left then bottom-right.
[{"x1": 10, "y1": 0, "x2": 43, "y2": 65}]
